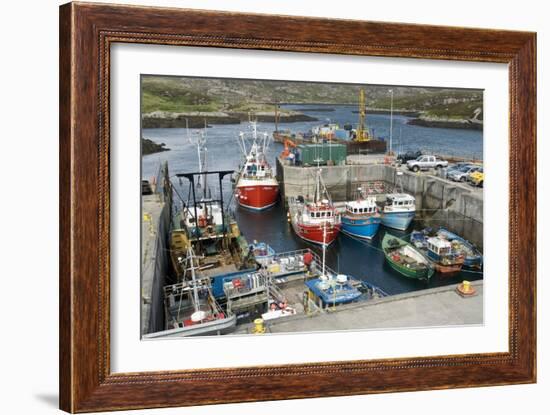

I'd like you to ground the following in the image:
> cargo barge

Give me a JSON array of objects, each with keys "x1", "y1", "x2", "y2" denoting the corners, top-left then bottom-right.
[{"x1": 273, "y1": 89, "x2": 387, "y2": 154}]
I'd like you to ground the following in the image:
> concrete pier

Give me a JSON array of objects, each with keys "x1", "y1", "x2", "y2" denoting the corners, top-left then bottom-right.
[
  {"x1": 234, "y1": 280, "x2": 483, "y2": 334},
  {"x1": 276, "y1": 156, "x2": 483, "y2": 249},
  {"x1": 141, "y1": 163, "x2": 172, "y2": 335}
]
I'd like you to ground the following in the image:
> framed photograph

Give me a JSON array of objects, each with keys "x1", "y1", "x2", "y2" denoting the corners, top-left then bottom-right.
[{"x1": 59, "y1": 2, "x2": 536, "y2": 412}]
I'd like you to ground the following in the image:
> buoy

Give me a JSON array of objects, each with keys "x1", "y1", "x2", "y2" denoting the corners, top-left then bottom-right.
[
  {"x1": 456, "y1": 280, "x2": 477, "y2": 297},
  {"x1": 252, "y1": 318, "x2": 266, "y2": 334}
]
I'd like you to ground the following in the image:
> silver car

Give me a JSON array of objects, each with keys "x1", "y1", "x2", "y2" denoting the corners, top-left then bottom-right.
[{"x1": 447, "y1": 165, "x2": 483, "y2": 182}]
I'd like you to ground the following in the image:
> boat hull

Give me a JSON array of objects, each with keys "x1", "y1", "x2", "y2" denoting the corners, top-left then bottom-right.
[
  {"x1": 463, "y1": 257, "x2": 483, "y2": 270},
  {"x1": 236, "y1": 184, "x2": 279, "y2": 210},
  {"x1": 386, "y1": 258, "x2": 434, "y2": 280},
  {"x1": 142, "y1": 314, "x2": 237, "y2": 338},
  {"x1": 292, "y1": 221, "x2": 341, "y2": 246},
  {"x1": 433, "y1": 263, "x2": 463, "y2": 275},
  {"x1": 381, "y1": 211, "x2": 415, "y2": 231},
  {"x1": 382, "y1": 234, "x2": 434, "y2": 280},
  {"x1": 341, "y1": 215, "x2": 381, "y2": 239},
  {"x1": 427, "y1": 250, "x2": 465, "y2": 275}
]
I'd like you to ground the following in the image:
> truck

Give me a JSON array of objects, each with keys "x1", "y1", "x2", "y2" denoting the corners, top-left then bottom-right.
[
  {"x1": 406, "y1": 155, "x2": 448, "y2": 172},
  {"x1": 396, "y1": 150, "x2": 422, "y2": 166}
]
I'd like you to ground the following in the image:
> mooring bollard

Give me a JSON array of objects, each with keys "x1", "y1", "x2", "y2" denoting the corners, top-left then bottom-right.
[
  {"x1": 252, "y1": 318, "x2": 266, "y2": 334},
  {"x1": 456, "y1": 280, "x2": 477, "y2": 297}
]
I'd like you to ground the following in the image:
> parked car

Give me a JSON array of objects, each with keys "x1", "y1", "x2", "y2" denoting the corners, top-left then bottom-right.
[
  {"x1": 447, "y1": 164, "x2": 483, "y2": 182},
  {"x1": 396, "y1": 150, "x2": 422, "y2": 165},
  {"x1": 446, "y1": 162, "x2": 472, "y2": 174},
  {"x1": 142, "y1": 179, "x2": 153, "y2": 195},
  {"x1": 406, "y1": 155, "x2": 448, "y2": 172},
  {"x1": 468, "y1": 168, "x2": 484, "y2": 187}
]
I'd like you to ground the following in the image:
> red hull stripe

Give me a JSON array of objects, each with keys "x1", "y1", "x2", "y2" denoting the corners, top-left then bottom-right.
[
  {"x1": 237, "y1": 185, "x2": 279, "y2": 209},
  {"x1": 293, "y1": 223, "x2": 341, "y2": 245}
]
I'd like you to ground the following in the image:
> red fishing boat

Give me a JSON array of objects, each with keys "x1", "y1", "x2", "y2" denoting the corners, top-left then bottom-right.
[
  {"x1": 287, "y1": 169, "x2": 341, "y2": 246},
  {"x1": 234, "y1": 121, "x2": 279, "y2": 210}
]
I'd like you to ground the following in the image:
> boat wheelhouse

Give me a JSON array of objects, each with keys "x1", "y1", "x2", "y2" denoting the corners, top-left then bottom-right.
[
  {"x1": 426, "y1": 236, "x2": 465, "y2": 275},
  {"x1": 380, "y1": 193, "x2": 416, "y2": 231}
]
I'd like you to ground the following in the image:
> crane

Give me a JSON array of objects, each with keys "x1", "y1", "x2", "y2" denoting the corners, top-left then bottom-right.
[
  {"x1": 355, "y1": 89, "x2": 371, "y2": 142},
  {"x1": 280, "y1": 137, "x2": 297, "y2": 158}
]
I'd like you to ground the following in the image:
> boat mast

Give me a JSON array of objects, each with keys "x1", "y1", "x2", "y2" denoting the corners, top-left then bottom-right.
[
  {"x1": 315, "y1": 169, "x2": 321, "y2": 203},
  {"x1": 187, "y1": 245, "x2": 200, "y2": 312},
  {"x1": 389, "y1": 88, "x2": 394, "y2": 155},
  {"x1": 322, "y1": 222, "x2": 327, "y2": 274},
  {"x1": 200, "y1": 120, "x2": 208, "y2": 198},
  {"x1": 274, "y1": 103, "x2": 279, "y2": 133},
  {"x1": 251, "y1": 120, "x2": 258, "y2": 156},
  {"x1": 189, "y1": 121, "x2": 209, "y2": 200}
]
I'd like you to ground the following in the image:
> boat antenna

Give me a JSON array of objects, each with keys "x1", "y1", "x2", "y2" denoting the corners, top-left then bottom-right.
[
  {"x1": 394, "y1": 170, "x2": 404, "y2": 193},
  {"x1": 237, "y1": 132, "x2": 247, "y2": 157},
  {"x1": 315, "y1": 169, "x2": 321, "y2": 203}
]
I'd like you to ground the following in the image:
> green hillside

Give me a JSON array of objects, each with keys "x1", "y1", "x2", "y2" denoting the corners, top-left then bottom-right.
[{"x1": 141, "y1": 75, "x2": 483, "y2": 121}]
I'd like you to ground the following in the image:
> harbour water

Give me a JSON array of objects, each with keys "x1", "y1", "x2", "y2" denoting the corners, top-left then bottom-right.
[{"x1": 142, "y1": 105, "x2": 483, "y2": 296}]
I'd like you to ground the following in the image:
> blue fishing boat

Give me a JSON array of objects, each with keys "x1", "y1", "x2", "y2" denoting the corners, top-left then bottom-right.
[
  {"x1": 340, "y1": 196, "x2": 381, "y2": 240},
  {"x1": 380, "y1": 193, "x2": 416, "y2": 231},
  {"x1": 305, "y1": 274, "x2": 362, "y2": 306},
  {"x1": 305, "y1": 222, "x2": 362, "y2": 307},
  {"x1": 436, "y1": 229, "x2": 483, "y2": 270},
  {"x1": 410, "y1": 228, "x2": 482, "y2": 270},
  {"x1": 250, "y1": 241, "x2": 276, "y2": 266}
]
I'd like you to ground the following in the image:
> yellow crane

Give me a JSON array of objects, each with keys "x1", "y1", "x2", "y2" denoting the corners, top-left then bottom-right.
[{"x1": 355, "y1": 89, "x2": 370, "y2": 142}]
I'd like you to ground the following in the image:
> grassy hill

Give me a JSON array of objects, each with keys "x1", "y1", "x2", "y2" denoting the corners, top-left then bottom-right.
[{"x1": 141, "y1": 76, "x2": 483, "y2": 126}]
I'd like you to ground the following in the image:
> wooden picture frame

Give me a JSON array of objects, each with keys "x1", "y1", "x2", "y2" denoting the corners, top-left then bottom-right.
[{"x1": 59, "y1": 2, "x2": 536, "y2": 412}]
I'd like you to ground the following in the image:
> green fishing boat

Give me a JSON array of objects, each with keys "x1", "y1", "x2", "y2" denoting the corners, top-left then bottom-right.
[{"x1": 382, "y1": 233, "x2": 434, "y2": 280}]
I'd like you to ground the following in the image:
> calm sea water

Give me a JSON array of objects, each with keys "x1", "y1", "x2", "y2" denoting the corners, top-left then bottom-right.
[{"x1": 142, "y1": 105, "x2": 483, "y2": 295}]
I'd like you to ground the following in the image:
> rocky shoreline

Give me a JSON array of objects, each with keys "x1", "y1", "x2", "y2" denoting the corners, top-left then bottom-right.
[
  {"x1": 407, "y1": 117, "x2": 483, "y2": 131},
  {"x1": 142, "y1": 138, "x2": 170, "y2": 155},
  {"x1": 353, "y1": 108, "x2": 421, "y2": 117},
  {"x1": 142, "y1": 110, "x2": 317, "y2": 129}
]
